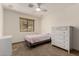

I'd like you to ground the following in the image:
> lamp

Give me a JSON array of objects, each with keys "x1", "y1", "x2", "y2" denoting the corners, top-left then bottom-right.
[{"x1": 36, "y1": 7, "x2": 41, "y2": 11}]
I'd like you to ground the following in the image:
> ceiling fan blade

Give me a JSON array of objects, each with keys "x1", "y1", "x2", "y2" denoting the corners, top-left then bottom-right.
[
  {"x1": 28, "y1": 3, "x2": 34, "y2": 8},
  {"x1": 42, "y1": 9, "x2": 47, "y2": 12},
  {"x1": 37, "y1": 3, "x2": 42, "y2": 8}
]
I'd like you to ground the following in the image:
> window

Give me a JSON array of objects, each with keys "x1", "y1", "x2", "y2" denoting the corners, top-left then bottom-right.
[{"x1": 20, "y1": 17, "x2": 34, "y2": 32}]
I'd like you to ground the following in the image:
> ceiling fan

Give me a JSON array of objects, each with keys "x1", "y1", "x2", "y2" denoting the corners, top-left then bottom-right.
[{"x1": 28, "y1": 3, "x2": 47, "y2": 12}]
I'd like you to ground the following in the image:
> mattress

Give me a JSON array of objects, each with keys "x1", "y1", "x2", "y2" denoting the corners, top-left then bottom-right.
[{"x1": 24, "y1": 33, "x2": 50, "y2": 44}]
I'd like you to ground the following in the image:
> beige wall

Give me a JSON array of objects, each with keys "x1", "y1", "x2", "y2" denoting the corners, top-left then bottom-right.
[
  {"x1": 3, "y1": 9, "x2": 41, "y2": 43},
  {"x1": 0, "y1": 4, "x2": 3, "y2": 36},
  {"x1": 41, "y1": 4, "x2": 79, "y2": 50}
]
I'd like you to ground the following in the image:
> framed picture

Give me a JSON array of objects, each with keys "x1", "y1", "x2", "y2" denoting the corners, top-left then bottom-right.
[{"x1": 20, "y1": 17, "x2": 34, "y2": 32}]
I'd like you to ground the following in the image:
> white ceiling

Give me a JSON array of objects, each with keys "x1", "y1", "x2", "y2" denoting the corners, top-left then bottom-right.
[{"x1": 2, "y1": 3, "x2": 76, "y2": 18}]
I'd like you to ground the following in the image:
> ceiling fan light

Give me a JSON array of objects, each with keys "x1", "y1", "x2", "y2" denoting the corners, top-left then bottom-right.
[{"x1": 36, "y1": 8, "x2": 41, "y2": 11}]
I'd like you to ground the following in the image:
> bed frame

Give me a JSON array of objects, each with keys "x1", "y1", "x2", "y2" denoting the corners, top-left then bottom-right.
[{"x1": 25, "y1": 38, "x2": 51, "y2": 48}]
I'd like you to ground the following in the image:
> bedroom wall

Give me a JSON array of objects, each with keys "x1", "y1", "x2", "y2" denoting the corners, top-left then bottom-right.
[
  {"x1": 3, "y1": 9, "x2": 41, "y2": 43},
  {"x1": 0, "y1": 4, "x2": 3, "y2": 36},
  {"x1": 41, "y1": 4, "x2": 79, "y2": 50}
]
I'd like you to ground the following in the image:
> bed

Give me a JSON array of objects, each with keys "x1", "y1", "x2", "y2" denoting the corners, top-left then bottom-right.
[{"x1": 24, "y1": 33, "x2": 51, "y2": 47}]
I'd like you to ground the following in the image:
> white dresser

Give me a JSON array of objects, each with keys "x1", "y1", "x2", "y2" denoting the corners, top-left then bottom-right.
[{"x1": 51, "y1": 26, "x2": 73, "y2": 53}]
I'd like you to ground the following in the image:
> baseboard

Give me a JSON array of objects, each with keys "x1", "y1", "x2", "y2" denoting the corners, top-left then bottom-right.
[
  {"x1": 12, "y1": 41, "x2": 25, "y2": 45},
  {"x1": 71, "y1": 49, "x2": 79, "y2": 52},
  {"x1": 52, "y1": 45, "x2": 79, "y2": 52}
]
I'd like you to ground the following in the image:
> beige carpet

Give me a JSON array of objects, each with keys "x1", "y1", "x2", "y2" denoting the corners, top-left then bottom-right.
[{"x1": 12, "y1": 42, "x2": 79, "y2": 56}]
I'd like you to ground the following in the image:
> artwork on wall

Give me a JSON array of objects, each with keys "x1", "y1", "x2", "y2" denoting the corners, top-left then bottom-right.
[{"x1": 20, "y1": 17, "x2": 34, "y2": 32}]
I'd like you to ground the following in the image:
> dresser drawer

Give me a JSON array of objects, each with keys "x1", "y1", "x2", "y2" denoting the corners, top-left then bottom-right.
[{"x1": 54, "y1": 41, "x2": 65, "y2": 49}]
